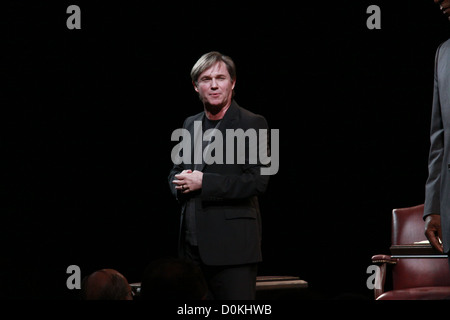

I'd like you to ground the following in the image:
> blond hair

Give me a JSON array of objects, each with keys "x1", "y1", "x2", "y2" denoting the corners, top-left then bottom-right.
[{"x1": 190, "y1": 51, "x2": 236, "y2": 85}]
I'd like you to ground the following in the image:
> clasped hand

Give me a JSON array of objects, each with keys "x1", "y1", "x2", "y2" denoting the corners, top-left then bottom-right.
[{"x1": 173, "y1": 170, "x2": 203, "y2": 194}]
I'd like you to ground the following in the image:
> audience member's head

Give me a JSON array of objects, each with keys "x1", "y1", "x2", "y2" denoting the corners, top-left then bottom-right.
[
  {"x1": 140, "y1": 257, "x2": 208, "y2": 300},
  {"x1": 80, "y1": 268, "x2": 133, "y2": 300}
]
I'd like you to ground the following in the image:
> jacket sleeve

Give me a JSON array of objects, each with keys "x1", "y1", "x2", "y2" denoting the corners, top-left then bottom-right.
[
  {"x1": 168, "y1": 162, "x2": 184, "y2": 201},
  {"x1": 424, "y1": 43, "x2": 445, "y2": 219},
  {"x1": 168, "y1": 118, "x2": 188, "y2": 202},
  {"x1": 201, "y1": 167, "x2": 269, "y2": 200}
]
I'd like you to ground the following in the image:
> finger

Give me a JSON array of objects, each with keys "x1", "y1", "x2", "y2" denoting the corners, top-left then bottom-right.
[
  {"x1": 173, "y1": 180, "x2": 186, "y2": 190},
  {"x1": 437, "y1": 231, "x2": 444, "y2": 251},
  {"x1": 175, "y1": 174, "x2": 186, "y2": 180},
  {"x1": 427, "y1": 232, "x2": 444, "y2": 253},
  {"x1": 434, "y1": 239, "x2": 444, "y2": 253}
]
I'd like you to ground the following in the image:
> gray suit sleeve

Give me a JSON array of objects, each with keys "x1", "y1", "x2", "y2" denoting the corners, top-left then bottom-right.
[{"x1": 424, "y1": 43, "x2": 445, "y2": 219}]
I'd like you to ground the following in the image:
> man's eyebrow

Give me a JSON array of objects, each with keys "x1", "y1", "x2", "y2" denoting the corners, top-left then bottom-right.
[
  {"x1": 215, "y1": 74, "x2": 227, "y2": 77},
  {"x1": 200, "y1": 73, "x2": 227, "y2": 80}
]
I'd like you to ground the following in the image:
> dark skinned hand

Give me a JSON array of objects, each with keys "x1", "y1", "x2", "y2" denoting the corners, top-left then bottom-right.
[{"x1": 424, "y1": 214, "x2": 444, "y2": 253}]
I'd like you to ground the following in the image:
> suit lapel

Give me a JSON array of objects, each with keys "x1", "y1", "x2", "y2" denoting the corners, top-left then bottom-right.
[{"x1": 216, "y1": 100, "x2": 239, "y2": 134}]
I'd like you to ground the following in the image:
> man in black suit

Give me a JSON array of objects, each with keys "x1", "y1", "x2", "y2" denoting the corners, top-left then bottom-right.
[{"x1": 168, "y1": 51, "x2": 271, "y2": 299}]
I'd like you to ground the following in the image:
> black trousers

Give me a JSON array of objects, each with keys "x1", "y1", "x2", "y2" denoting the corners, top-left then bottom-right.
[{"x1": 183, "y1": 242, "x2": 258, "y2": 300}]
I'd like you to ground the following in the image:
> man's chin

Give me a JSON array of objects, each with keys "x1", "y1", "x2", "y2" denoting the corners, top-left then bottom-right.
[{"x1": 203, "y1": 99, "x2": 228, "y2": 112}]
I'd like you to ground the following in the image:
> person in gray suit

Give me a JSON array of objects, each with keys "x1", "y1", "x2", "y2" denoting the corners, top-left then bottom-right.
[
  {"x1": 168, "y1": 51, "x2": 271, "y2": 299},
  {"x1": 424, "y1": 0, "x2": 450, "y2": 255}
]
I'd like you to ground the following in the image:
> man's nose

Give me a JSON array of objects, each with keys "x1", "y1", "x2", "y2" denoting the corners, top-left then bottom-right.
[{"x1": 211, "y1": 78, "x2": 218, "y2": 88}]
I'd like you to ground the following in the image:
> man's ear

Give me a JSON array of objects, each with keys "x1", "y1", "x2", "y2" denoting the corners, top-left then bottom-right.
[
  {"x1": 231, "y1": 78, "x2": 236, "y2": 90},
  {"x1": 193, "y1": 81, "x2": 199, "y2": 93}
]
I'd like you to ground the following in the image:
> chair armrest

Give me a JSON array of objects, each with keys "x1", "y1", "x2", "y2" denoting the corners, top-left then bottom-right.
[
  {"x1": 370, "y1": 255, "x2": 398, "y2": 299},
  {"x1": 372, "y1": 254, "x2": 397, "y2": 265}
]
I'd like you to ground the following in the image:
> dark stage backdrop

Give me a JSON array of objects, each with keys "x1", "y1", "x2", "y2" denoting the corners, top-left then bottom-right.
[{"x1": 2, "y1": 1, "x2": 450, "y2": 300}]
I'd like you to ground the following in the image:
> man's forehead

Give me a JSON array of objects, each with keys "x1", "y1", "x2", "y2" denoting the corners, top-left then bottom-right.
[{"x1": 200, "y1": 61, "x2": 228, "y2": 77}]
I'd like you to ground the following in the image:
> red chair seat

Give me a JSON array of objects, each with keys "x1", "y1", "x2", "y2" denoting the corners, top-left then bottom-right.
[{"x1": 377, "y1": 286, "x2": 450, "y2": 300}]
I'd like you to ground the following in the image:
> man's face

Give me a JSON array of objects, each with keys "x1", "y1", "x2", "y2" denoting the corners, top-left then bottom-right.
[
  {"x1": 435, "y1": 0, "x2": 450, "y2": 19},
  {"x1": 193, "y1": 61, "x2": 236, "y2": 110}
]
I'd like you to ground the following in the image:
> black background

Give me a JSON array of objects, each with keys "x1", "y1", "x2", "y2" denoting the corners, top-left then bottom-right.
[{"x1": 2, "y1": 1, "x2": 450, "y2": 300}]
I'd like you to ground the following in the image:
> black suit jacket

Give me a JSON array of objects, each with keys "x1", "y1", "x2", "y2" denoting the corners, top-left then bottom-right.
[{"x1": 168, "y1": 100, "x2": 270, "y2": 266}]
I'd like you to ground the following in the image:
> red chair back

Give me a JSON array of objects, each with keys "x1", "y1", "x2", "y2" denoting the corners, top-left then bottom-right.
[{"x1": 391, "y1": 204, "x2": 450, "y2": 289}]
